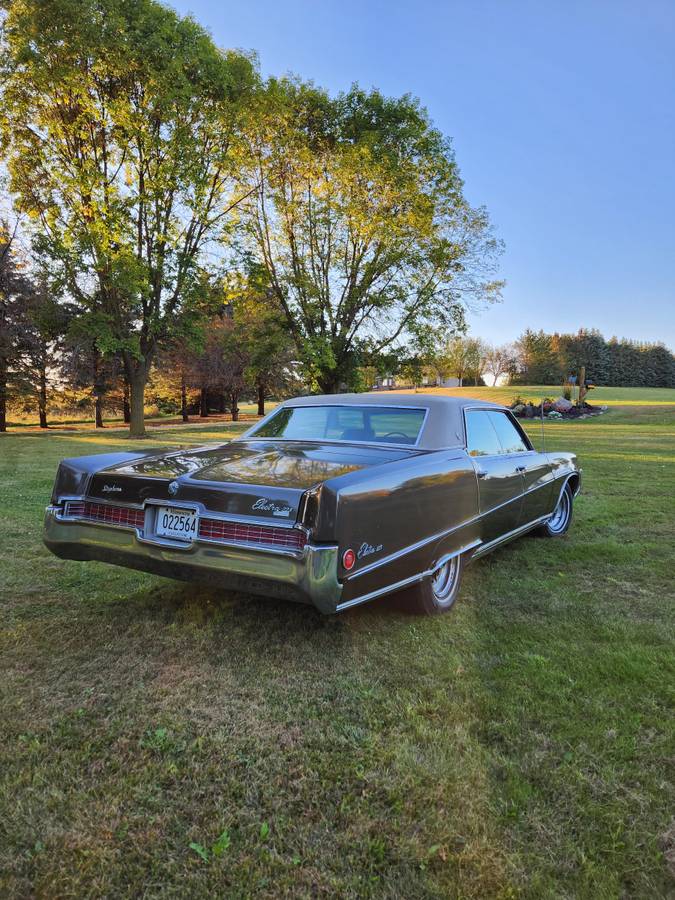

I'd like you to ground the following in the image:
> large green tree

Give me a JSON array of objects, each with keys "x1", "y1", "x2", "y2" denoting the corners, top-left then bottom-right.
[
  {"x1": 0, "y1": 0, "x2": 257, "y2": 434},
  {"x1": 430, "y1": 335, "x2": 485, "y2": 386},
  {"x1": 240, "y1": 80, "x2": 503, "y2": 393},
  {"x1": 513, "y1": 329, "x2": 562, "y2": 384}
]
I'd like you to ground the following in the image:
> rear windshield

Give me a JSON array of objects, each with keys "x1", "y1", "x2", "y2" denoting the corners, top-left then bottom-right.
[{"x1": 250, "y1": 405, "x2": 426, "y2": 445}]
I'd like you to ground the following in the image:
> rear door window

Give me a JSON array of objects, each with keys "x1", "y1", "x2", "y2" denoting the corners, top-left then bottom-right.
[
  {"x1": 488, "y1": 411, "x2": 530, "y2": 454},
  {"x1": 465, "y1": 410, "x2": 502, "y2": 457}
]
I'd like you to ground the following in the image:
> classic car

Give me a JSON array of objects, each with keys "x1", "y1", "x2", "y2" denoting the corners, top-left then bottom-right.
[{"x1": 44, "y1": 394, "x2": 581, "y2": 615}]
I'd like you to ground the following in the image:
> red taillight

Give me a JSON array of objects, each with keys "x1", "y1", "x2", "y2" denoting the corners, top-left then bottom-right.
[
  {"x1": 199, "y1": 518, "x2": 307, "y2": 552},
  {"x1": 65, "y1": 500, "x2": 145, "y2": 530},
  {"x1": 342, "y1": 548, "x2": 356, "y2": 571}
]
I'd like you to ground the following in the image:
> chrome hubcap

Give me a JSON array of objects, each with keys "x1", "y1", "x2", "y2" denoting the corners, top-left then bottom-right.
[
  {"x1": 548, "y1": 490, "x2": 570, "y2": 533},
  {"x1": 431, "y1": 556, "x2": 459, "y2": 603}
]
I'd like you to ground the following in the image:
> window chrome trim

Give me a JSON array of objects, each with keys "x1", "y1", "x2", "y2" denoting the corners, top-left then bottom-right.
[
  {"x1": 462, "y1": 405, "x2": 535, "y2": 456},
  {"x1": 240, "y1": 403, "x2": 431, "y2": 449}
]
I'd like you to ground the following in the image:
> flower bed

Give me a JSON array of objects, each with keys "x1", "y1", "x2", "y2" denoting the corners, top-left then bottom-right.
[{"x1": 510, "y1": 396, "x2": 606, "y2": 420}]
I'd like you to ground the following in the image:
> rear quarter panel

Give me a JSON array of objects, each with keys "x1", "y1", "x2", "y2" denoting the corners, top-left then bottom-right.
[{"x1": 316, "y1": 451, "x2": 480, "y2": 604}]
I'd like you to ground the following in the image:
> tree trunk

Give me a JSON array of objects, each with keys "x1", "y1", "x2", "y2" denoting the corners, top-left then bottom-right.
[
  {"x1": 122, "y1": 379, "x2": 131, "y2": 424},
  {"x1": 128, "y1": 366, "x2": 147, "y2": 437},
  {"x1": 93, "y1": 347, "x2": 104, "y2": 427},
  {"x1": 0, "y1": 360, "x2": 7, "y2": 433},
  {"x1": 199, "y1": 386, "x2": 208, "y2": 418},
  {"x1": 257, "y1": 382, "x2": 265, "y2": 417},
  {"x1": 181, "y1": 374, "x2": 188, "y2": 422},
  {"x1": 317, "y1": 373, "x2": 340, "y2": 394},
  {"x1": 230, "y1": 392, "x2": 239, "y2": 422},
  {"x1": 38, "y1": 362, "x2": 48, "y2": 428}
]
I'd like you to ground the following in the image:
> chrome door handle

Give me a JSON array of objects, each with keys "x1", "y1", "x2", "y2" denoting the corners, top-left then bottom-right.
[
  {"x1": 515, "y1": 465, "x2": 526, "y2": 473},
  {"x1": 476, "y1": 469, "x2": 488, "y2": 478}
]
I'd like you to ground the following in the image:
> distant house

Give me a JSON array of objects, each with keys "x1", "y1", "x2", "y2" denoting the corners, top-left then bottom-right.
[
  {"x1": 373, "y1": 374, "x2": 397, "y2": 389},
  {"x1": 373, "y1": 373, "x2": 461, "y2": 390},
  {"x1": 422, "y1": 374, "x2": 461, "y2": 388}
]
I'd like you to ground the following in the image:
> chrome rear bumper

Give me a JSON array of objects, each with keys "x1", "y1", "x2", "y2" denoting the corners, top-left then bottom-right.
[{"x1": 44, "y1": 507, "x2": 343, "y2": 614}]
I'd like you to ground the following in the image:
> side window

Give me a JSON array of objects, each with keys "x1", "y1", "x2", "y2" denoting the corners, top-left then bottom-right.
[
  {"x1": 465, "y1": 410, "x2": 502, "y2": 457},
  {"x1": 488, "y1": 411, "x2": 529, "y2": 454}
]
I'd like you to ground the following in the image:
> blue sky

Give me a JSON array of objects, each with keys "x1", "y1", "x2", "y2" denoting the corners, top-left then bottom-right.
[{"x1": 174, "y1": 0, "x2": 675, "y2": 348}]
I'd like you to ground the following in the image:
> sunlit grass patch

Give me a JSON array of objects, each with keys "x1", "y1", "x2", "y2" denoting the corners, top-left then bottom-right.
[{"x1": 402, "y1": 384, "x2": 675, "y2": 406}]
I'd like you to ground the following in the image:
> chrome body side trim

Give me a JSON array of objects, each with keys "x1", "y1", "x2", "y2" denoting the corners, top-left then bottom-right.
[
  {"x1": 348, "y1": 508, "x2": 484, "y2": 581},
  {"x1": 555, "y1": 470, "x2": 582, "y2": 502},
  {"x1": 335, "y1": 540, "x2": 481, "y2": 612},
  {"x1": 470, "y1": 514, "x2": 551, "y2": 559}
]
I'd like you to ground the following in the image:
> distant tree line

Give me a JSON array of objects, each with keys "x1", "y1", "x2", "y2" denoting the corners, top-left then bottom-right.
[
  {"x1": 360, "y1": 328, "x2": 674, "y2": 391},
  {"x1": 512, "y1": 329, "x2": 675, "y2": 388}
]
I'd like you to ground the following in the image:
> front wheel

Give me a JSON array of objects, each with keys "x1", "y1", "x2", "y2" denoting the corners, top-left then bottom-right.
[
  {"x1": 540, "y1": 484, "x2": 573, "y2": 536},
  {"x1": 397, "y1": 554, "x2": 464, "y2": 615}
]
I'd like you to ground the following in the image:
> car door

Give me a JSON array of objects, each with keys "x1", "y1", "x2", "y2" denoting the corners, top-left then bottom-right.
[
  {"x1": 465, "y1": 409, "x2": 524, "y2": 544},
  {"x1": 486, "y1": 410, "x2": 554, "y2": 525}
]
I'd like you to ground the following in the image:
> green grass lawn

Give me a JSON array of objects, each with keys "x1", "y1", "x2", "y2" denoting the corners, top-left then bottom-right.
[
  {"x1": 7, "y1": 385, "x2": 675, "y2": 431},
  {"x1": 0, "y1": 405, "x2": 673, "y2": 897},
  {"x1": 6, "y1": 401, "x2": 265, "y2": 430},
  {"x1": 403, "y1": 384, "x2": 675, "y2": 406}
]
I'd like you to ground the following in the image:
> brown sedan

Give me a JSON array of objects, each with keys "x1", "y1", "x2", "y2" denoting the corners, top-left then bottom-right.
[{"x1": 44, "y1": 394, "x2": 581, "y2": 615}]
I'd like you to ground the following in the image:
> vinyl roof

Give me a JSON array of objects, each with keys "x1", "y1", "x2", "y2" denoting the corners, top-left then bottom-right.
[{"x1": 250, "y1": 392, "x2": 507, "y2": 450}]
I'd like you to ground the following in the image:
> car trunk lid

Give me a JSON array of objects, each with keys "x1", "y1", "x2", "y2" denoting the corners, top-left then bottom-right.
[{"x1": 86, "y1": 440, "x2": 416, "y2": 524}]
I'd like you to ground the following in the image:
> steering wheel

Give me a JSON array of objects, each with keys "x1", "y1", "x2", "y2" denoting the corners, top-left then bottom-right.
[{"x1": 382, "y1": 432, "x2": 410, "y2": 441}]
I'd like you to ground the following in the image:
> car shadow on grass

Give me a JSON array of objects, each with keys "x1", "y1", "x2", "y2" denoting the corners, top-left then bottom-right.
[{"x1": 95, "y1": 575, "x2": 405, "y2": 652}]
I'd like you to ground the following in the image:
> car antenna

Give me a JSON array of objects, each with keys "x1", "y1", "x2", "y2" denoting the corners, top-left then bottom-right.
[{"x1": 540, "y1": 396, "x2": 547, "y2": 454}]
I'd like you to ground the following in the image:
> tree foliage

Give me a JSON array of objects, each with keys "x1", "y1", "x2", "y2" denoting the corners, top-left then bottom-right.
[
  {"x1": 239, "y1": 80, "x2": 503, "y2": 392},
  {"x1": 430, "y1": 335, "x2": 486, "y2": 386},
  {"x1": 482, "y1": 342, "x2": 518, "y2": 386},
  {"x1": 0, "y1": 217, "x2": 33, "y2": 430},
  {"x1": 512, "y1": 328, "x2": 675, "y2": 387},
  {"x1": 0, "y1": 0, "x2": 257, "y2": 434}
]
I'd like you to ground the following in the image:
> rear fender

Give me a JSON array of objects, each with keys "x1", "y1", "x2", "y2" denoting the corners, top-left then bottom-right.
[
  {"x1": 322, "y1": 450, "x2": 479, "y2": 595},
  {"x1": 50, "y1": 451, "x2": 165, "y2": 504}
]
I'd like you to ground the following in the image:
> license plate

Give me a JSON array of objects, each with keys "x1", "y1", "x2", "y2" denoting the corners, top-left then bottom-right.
[{"x1": 155, "y1": 506, "x2": 199, "y2": 542}]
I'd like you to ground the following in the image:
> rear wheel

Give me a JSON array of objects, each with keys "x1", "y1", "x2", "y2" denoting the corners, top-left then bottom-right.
[
  {"x1": 540, "y1": 484, "x2": 573, "y2": 536},
  {"x1": 397, "y1": 554, "x2": 464, "y2": 615}
]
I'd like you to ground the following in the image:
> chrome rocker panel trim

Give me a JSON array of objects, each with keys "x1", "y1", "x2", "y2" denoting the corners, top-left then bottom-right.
[{"x1": 470, "y1": 514, "x2": 551, "y2": 560}]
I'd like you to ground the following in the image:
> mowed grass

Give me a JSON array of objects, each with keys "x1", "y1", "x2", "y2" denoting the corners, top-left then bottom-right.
[
  {"x1": 398, "y1": 384, "x2": 675, "y2": 406},
  {"x1": 7, "y1": 385, "x2": 675, "y2": 431},
  {"x1": 6, "y1": 401, "x2": 265, "y2": 431},
  {"x1": 0, "y1": 404, "x2": 673, "y2": 897}
]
